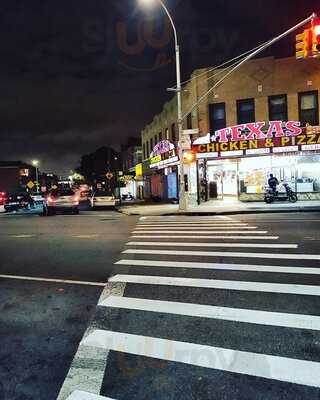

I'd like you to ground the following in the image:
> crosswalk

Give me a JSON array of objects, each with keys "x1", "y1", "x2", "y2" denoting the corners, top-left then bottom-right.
[{"x1": 66, "y1": 215, "x2": 320, "y2": 400}]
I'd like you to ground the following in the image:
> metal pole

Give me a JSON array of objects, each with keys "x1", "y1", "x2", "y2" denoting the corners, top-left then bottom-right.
[
  {"x1": 158, "y1": 0, "x2": 187, "y2": 211},
  {"x1": 35, "y1": 167, "x2": 39, "y2": 193}
]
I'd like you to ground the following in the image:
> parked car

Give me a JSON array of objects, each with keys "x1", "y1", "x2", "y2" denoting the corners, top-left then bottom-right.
[
  {"x1": 90, "y1": 190, "x2": 117, "y2": 209},
  {"x1": 31, "y1": 192, "x2": 45, "y2": 206},
  {"x1": 4, "y1": 192, "x2": 35, "y2": 212},
  {"x1": 44, "y1": 188, "x2": 79, "y2": 215}
]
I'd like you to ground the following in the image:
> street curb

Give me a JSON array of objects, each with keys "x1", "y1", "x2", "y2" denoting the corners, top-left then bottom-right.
[{"x1": 116, "y1": 206, "x2": 320, "y2": 217}]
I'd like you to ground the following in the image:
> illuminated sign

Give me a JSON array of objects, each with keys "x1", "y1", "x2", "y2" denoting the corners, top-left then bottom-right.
[
  {"x1": 151, "y1": 140, "x2": 175, "y2": 157},
  {"x1": 193, "y1": 121, "x2": 320, "y2": 159},
  {"x1": 149, "y1": 140, "x2": 178, "y2": 170}
]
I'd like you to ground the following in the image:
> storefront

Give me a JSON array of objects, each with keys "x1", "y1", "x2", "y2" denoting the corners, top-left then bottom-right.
[
  {"x1": 144, "y1": 140, "x2": 179, "y2": 201},
  {"x1": 194, "y1": 121, "x2": 320, "y2": 202}
]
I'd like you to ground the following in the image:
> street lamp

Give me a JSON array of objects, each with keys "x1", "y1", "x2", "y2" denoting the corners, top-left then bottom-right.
[
  {"x1": 139, "y1": 0, "x2": 187, "y2": 211},
  {"x1": 32, "y1": 160, "x2": 40, "y2": 193}
]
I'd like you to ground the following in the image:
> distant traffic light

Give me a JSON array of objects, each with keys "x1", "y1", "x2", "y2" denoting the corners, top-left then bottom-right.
[
  {"x1": 312, "y1": 18, "x2": 320, "y2": 55},
  {"x1": 296, "y1": 29, "x2": 312, "y2": 59}
]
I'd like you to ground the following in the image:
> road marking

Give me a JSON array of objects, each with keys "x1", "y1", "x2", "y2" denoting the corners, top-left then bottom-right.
[
  {"x1": 10, "y1": 234, "x2": 35, "y2": 238},
  {"x1": 71, "y1": 234, "x2": 99, "y2": 239},
  {"x1": 100, "y1": 296, "x2": 320, "y2": 331},
  {"x1": 135, "y1": 226, "x2": 258, "y2": 230},
  {"x1": 0, "y1": 274, "x2": 106, "y2": 287},
  {"x1": 139, "y1": 215, "x2": 233, "y2": 222},
  {"x1": 66, "y1": 391, "x2": 115, "y2": 400},
  {"x1": 83, "y1": 330, "x2": 320, "y2": 388},
  {"x1": 137, "y1": 222, "x2": 247, "y2": 226},
  {"x1": 116, "y1": 259, "x2": 320, "y2": 275},
  {"x1": 110, "y1": 274, "x2": 320, "y2": 296},
  {"x1": 126, "y1": 241, "x2": 298, "y2": 249},
  {"x1": 131, "y1": 235, "x2": 279, "y2": 240},
  {"x1": 132, "y1": 230, "x2": 269, "y2": 234},
  {"x1": 123, "y1": 249, "x2": 320, "y2": 261},
  {"x1": 136, "y1": 224, "x2": 251, "y2": 228}
]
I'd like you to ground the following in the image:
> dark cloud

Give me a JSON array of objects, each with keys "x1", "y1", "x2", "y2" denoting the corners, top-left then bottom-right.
[{"x1": 0, "y1": 0, "x2": 318, "y2": 174}]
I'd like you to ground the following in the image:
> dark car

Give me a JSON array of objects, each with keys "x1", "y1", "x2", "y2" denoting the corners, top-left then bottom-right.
[
  {"x1": 44, "y1": 188, "x2": 79, "y2": 215},
  {"x1": 4, "y1": 192, "x2": 35, "y2": 212}
]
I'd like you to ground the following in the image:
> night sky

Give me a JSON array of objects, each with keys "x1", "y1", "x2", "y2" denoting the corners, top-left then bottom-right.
[{"x1": 0, "y1": 0, "x2": 318, "y2": 175}]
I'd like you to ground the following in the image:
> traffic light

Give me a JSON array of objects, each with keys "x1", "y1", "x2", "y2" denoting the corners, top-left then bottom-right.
[
  {"x1": 296, "y1": 29, "x2": 312, "y2": 59},
  {"x1": 312, "y1": 18, "x2": 320, "y2": 56},
  {"x1": 183, "y1": 150, "x2": 197, "y2": 164}
]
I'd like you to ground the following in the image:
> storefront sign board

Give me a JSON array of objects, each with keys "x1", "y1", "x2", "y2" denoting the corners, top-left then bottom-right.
[{"x1": 193, "y1": 122, "x2": 320, "y2": 159}]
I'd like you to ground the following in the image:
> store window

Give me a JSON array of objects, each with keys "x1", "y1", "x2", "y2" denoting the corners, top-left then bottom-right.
[
  {"x1": 209, "y1": 103, "x2": 226, "y2": 132},
  {"x1": 296, "y1": 155, "x2": 320, "y2": 192},
  {"x1": 268, "y1": 95, "x2": 288, "y2": 121},
  {"x1": 237, "y1": 98, "x2": 255, "y2": 124},
  {"x1": 299, "y1": 91, "x2": 319, "y2": 126},
  {"x1": 171, "y1": 123, "x2": 176, "y2": 142}
]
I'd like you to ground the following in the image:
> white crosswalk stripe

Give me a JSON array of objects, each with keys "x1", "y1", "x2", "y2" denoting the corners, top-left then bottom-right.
[
  {"x1": 75, "y1": 216, "x2": 320, "y2": 398},
  {"x1": 135, "y1": 225, "x2": 258, "y2": 230},
  {"x1": 83, "y1": 330, "x2": 320, "y2": 388},
  {"x1": 123, "y1": 248, "x2": 320, "y2": 260},
  {"x1": 126, "y1": 241, "x2": 298, "y2": 249},
  {"x1": 110, "y1": 274, "x2": 320, "y2": 296},
  {"x1": 115, "y1": 259, "x2": 320, "y2": 275},
  {"x1": 131, "y1": 235, "x2": 279, "y2": 240},
  {"x1": 132, "y1": 230, "x2": 269, "y2": 234},
  {"x1": 66, "y1": 391, "x2": 115, "y2": 400},
  {"x1": 100, "y1": 296, "x2": 320, "y2": 331},
  {"x1": 132, "y1": 228, "x2": 268, "y2": 235}
]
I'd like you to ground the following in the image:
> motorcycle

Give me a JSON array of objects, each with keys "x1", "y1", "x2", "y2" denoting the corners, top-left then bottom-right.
[
  {"x1": 121, "y1": 193, "x2": 134, "y2": 201},
  {"x1": 264, "y1": 183, "x2": 298, "y2": 204}
]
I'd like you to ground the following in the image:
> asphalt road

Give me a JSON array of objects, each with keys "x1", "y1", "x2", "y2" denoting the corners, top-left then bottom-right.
[
  {"x1": 69, "y1": 212, "x2": 320, "y2": 400},
  {"x1": 0, "y1": 210, "x2": 136, "y2": 400}
]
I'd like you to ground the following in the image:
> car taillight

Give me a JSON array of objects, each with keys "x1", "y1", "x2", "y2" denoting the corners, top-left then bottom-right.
[{"x1": 47, "y1": 196, "x2": 54, "y2": 204}]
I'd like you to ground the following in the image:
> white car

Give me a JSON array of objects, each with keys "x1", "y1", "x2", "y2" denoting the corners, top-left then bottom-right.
[
  {"x1": 90, "y1": 191, "x2": 117, "y2": 208},
  {"x1": 44, "y1": 188, "x2": 79, "y2": 215}
]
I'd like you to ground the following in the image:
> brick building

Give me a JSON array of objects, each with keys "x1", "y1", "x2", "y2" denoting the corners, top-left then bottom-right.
[{"x1": 141, "y1": 56, "x2": 320, "y2": 203}]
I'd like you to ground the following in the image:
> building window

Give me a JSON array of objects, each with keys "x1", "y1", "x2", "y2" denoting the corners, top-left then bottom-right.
[
  {"x1": 209, "y1": 103, "x2": 226, "y2": 132},
  {"x1": 268, "y1": 95, "x2": 288, "y2": 121},
  {"x1": 154, "y1": 134, "x2": 158, "y2": 145},
  {"x1": 171, "y1": 123, "x2": 176, "y2": 142},
  {"x1": 187, "y1": 113, "x2": 192, "y2": 129},
  {"x1": 299, "y1": 91, "x2": 319, "y2": 126},
  {"x1": 143, "y1": 143, "x2": 146, "y2": 160},
  {"x1": 150, "y1": 138, "x2": 153, "y2": 151},
  {"x1": 159, "y1": 132, "x2": 162, "y2": 142},
  {"x1": 165, "y1": 128, "x2": 169, "y2": 140},
  {"x1": 237, "y1": 98, "x2": 255, "y2": 124},
  {"x1": 146, "y1": 141, "x2": 149, "y2": 158}
]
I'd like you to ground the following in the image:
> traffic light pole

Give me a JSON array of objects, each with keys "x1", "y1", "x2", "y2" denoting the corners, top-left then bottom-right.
[{"x1": 182, "y1": 13, "x2": 317, "y2": 120}]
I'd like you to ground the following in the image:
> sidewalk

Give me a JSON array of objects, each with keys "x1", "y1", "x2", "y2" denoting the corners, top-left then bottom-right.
[{"x1": 117, "y1": 199, "x2": 320, "y2": 216}]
